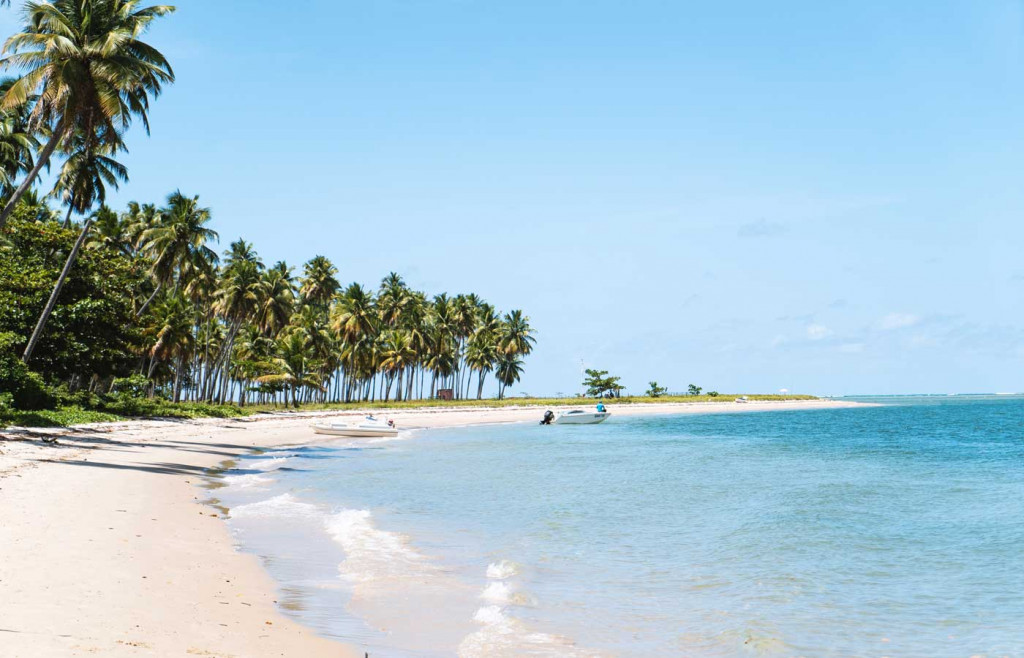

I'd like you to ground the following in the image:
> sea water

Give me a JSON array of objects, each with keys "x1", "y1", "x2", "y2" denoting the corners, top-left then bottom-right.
[{"x1": 215, "y1": 396, "x2": 1024, "y2": 656}]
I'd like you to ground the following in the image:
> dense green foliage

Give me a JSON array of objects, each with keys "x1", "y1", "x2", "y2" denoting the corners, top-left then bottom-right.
[{"x1": 0, "y1": 210, "x2": 142, "y2": 382}]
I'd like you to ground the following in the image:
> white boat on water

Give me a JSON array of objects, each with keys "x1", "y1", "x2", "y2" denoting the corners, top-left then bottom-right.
[
  {"x1": 553, "y1": 410, "x2": 610, "y2": 425},
  {"x1": 312, "y1": 416, "x2": 399, "y2": 438}
]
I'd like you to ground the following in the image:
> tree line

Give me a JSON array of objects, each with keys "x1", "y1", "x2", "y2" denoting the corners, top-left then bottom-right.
[{"x1": 0, "y1": 1, "x2": 535, "y2": 409}]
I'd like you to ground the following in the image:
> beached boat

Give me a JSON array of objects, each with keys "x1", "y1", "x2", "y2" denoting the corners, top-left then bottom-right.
[
  {"x1": 312, "y1": 417, "x2": 399, "y2": 438},
  {"x1": 735, "y1": 396, "x2": 749, "y2": 404},
  {"x1": 553, "y1": 410, "x2": 610, "y2": 425}
]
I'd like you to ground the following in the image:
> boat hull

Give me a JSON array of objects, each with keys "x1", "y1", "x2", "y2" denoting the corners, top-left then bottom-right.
[{"x1": 553, "y1": 412, "x2": 610, "y2": 425}]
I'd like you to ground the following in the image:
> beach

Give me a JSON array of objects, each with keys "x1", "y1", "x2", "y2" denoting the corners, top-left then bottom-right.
[{"x1": 0, "y1": 399, "x2": 862, "y2": 657}]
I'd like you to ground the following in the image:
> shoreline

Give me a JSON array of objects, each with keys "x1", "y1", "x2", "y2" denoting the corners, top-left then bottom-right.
[{"x1": 0, "y1": 399, "x2": 865, "y2": 657}]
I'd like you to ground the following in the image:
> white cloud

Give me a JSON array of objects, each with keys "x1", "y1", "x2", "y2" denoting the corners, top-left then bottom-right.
[
  {"x1": 806, "y1": 324, "x2": 832, "y2": 340},
  {"x1": 878, "y1": 313, "x2": 920, "y2": 330}
]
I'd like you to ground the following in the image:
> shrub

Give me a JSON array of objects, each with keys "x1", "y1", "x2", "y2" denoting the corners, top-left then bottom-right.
[
  {"x1": 109, "y1": 374, "x2": 153, "y2": 399},
  {"x1": 0, "y1": 332, "x2": 52, "y2": 410}
]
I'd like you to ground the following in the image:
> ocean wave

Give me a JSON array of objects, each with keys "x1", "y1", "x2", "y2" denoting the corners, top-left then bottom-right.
[
  {"x1": 222, "y1": 473, "x2": 274, "y2": 489},
  {"x1": 246, "y1": 456, "x2": 293, "y2": 471},
  {"x1": 324, "y1": 509, "x2": 429, "y2": 583},
  {"x1": 230, "y1": 493, "x2": 321, "y2": 520},
  {"x1": 486, "y1": 559, "x2": 521, "y2": 580},
  {"x1": 460, "y1": 605, "x2": 598, "y2": 657}
]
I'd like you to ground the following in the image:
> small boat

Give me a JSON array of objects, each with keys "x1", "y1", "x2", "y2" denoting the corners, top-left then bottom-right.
[
  {"x1": 734, "y1": 396, "x2": 749, "y2": 404},
  {"x1": 552, "y1": 410, "x2": 610, "y2": 425},
  {"x1": 312, "y1": 416, "x2": 399, "y2": 438}
]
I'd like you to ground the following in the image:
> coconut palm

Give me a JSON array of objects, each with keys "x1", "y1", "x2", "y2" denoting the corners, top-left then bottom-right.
[
  {"x1": 0, "y1": 77, "x2": 38, "y2": 197},
  {"x1": 21, "y1": 141, "x2": 127, "y2": 363},
  {"x1": 137, "y1": 192, "x2": 218, "y2": 315},
  {"x1": 465, "y1": 331, "x2": 498, "y2": 399},
  {"x1": 256, "y1": 262, "x2": 295, "y2": 336},
  {"x1": 499, "y1": 309, "x2": 536, "y2": 356},
  {"x1": 380, "y1": 329, "x2": 415, "y2": 401},
  {"x1": 256, "y1": 329, "x2": 323, "y2": 408},
  {"x1": 143, "y1": 293, "x2": 193, "y2": 400},
  {"x1": 299, "y1": 255, "x2": 339, "y2": 308},
  {"x1": 86, "y1": 205, "x2": 132, "y2": 255},
  {"x1": 495, "y1": 353, "x2": 524, "y2": 400},
  {"x1": 52, "y1": 134, "x2": 128, "y2": 227},
  {"x1": 0, "y1": 0, "x2": 176, "y2": 229},
  {"x1": 209, "y1": 245, "x2": 264, "y2": 402}
]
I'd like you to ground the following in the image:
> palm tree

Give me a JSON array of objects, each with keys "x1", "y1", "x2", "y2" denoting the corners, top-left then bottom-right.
[
  {"x1": 379, "y1": 329, "x2": 415, "y2": 401},
  {"x1": 209, "y1": 244, "x2": 264, "y2": 402},
  {"x1": 0, "y1": 0, "x2": 176, "y2": 230},
  {"x1": 256, "y1": 329, "x2": 323, "y2": 408},
  {"x1": 256, "y1": 262, "x2": 295, "y2": 336},
  {"x1": 500, "y1": 310, "x2": 536, "y2": 357},
  {"x1": 86, "y1": 205, "x2": 132, "y2": 255},
  {"x1": 21, "y1": 142, "x2": 127, "y2": 363},
  {"x1": 299, "y1": 255, "x2": 339, "y2": 308},
  {"x1": 143, "y1": 293, "x2": 193, "y2": 400},
  {"x1": 52, "y1": 134, "x2": 128, "y2": 227},
  {"x1": 465, "y1": 331, "x2": 498, "y2": 399},
  {"x1": 0, "y1": 77, "x2": 38, "y2": 197},
  {"x1": 137, "y1": 192, "x2": 219, "y2": 315},
  {"x1": 495, "y1": 354, "x2": 524, "y2": 400}
]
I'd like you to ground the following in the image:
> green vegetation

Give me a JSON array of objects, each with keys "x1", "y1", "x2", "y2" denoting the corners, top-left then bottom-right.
[
  {"x1": 0, "y1": 3, "x2": 814, "y2": 431},
  {"x1": 0, "y1": 1, "x2": 537, "y2": 423},
  {"x1": 646, "y1": 381, "x2": 668, "y2": 398},
  {"x1": 582, "y1": 369, "x2": 625, "y2": 398},
  {"x1": 688, "y1": 384, "x2": 703, "y2": 396}
]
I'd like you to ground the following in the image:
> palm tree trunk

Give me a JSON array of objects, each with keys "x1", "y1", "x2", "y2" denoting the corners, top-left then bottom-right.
[
  {"x1": 22, "y1": 216, "x2": 93, "y2": 363},
  {"x1": 0, "y1": 118, "x2": 67, "y2": 231},
  {"x1": 173, "y1": 354, "x2": 184, "y2": 403},
  {"x1": 62, "y1": 204, "x2": 74, "y2": 229},
  {"x1": 136, "y1": 282, "x2": 163, "y2": 317}
]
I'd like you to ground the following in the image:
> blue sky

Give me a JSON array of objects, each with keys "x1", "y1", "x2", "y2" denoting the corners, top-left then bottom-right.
[{"x1": 5, "y1": 1, "x2": 1024, "y2": 396}]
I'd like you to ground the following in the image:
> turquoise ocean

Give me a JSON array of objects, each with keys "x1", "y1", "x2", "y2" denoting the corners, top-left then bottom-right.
[{"x1": 216, "y1": 396, "x2": 1024, "y2": 656}]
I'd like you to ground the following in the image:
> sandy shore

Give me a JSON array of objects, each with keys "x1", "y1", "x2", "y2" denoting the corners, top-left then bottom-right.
[{"x1": 0, "y1": 399, "x2": 863, "y2": 657}]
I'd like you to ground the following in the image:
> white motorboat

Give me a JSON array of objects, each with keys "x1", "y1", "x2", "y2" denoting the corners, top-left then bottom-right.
[
  {"x1": 312, "y1": 416, "x2": 399, "y2": 438},
  {"x1": 735, "y1": 396, "x2": 749, "y2": 404},
  {"x1": 552, "y1": 410, "x2": 610, "y2": 425}
]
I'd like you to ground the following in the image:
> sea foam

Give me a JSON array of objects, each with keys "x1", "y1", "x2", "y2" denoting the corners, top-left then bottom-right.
[
  {"x1": 324, "y1": 509, "x2": 428, "y2": 583},
  {"x1": 230, "y1": 493, "x2": 321, "y2": 520}
]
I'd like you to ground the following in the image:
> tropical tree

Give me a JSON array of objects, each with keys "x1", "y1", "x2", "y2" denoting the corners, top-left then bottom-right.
[
  {"x1": 379, "y1": 329, "x2": 415, "y2": 401},
  {"x1": 52, "y1": 134, "x2": 128, "y2": 227},
  {"x1": 499, "y1": 309, "x2": 536, "y2": 357},
  {"x1": 143, "y1": 293, "x2": 192, "y2": 400},
  {"x1": 21, "y1": 141, "x2": 127, "y2": 363},
  {"x1": 495, "y1": 353, "x2": 524, "y2": 400},
  {"x1": 299, "y1": 255, "x2": 339, "y2": 308},
  {"x1": 137, "y1": 192, "x2": 218, "y2": 315},
  {"x1": 0, "y1": 77, "x2": 38, "y2": 197},
  {"x1": 256, "y1": 329, "x2": 322, "y2": 408},
  {"x1": 583, "y1": 368, "x2": 624, "y2": 398},
  {"x1": 646, "y1": 381, "x2": 668, "y2": 398},
  {"x1": 0, "y1": 0, "x2": 176, "y2": 229},
  {"x1": 465, "y1": 331, "x2": 497, "y2": 399},
  {"x1": 256, "y1": 262, "x2": 295, "y2": 336}
]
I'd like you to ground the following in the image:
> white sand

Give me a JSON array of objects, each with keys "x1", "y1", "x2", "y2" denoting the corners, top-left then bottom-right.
[{"x1": 0, "y1": 399, "x2": 863, "y2": 656}]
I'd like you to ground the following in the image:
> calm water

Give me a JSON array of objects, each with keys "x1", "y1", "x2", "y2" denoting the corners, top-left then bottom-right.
[{"x1": 216, "y1": 396, "x2": 1024, "y2": 656}]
